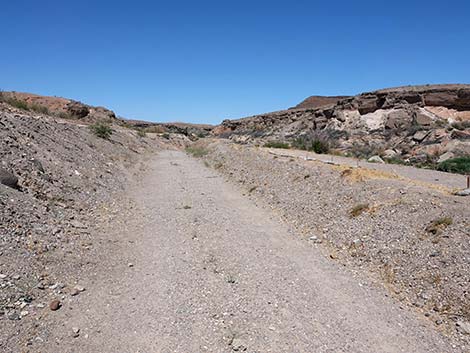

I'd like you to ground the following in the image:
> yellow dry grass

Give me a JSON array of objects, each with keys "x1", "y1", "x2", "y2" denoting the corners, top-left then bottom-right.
[{"x1": 336, "y1": 166, "x2": 399, "y2": 183}]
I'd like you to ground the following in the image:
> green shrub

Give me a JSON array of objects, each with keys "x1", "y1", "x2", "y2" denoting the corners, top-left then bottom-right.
[
  {"x1": 89, "y1": 123, "x2": 112, "y2": 139},
  {"x1": 437, "y1": 156, "x2": 470, "y2": 174},
  {"x1": 137, "y1": 129, "x2": 146, "y2": 137},
  {"x1": 264, "y1": 141, "x2": 290, "y2": 149},
  {"x1": 30, "y1": 104, "x2": 49, "y2": 114},
  {"x1": 292, "y1": 134, "x2": 330, "y2": 154},
  {"x1": 426, "y1": 217, "x2": 453, "y2": 234},
  {"x1": 6, "y1": 98, "x2": 29, "y2": 111}
]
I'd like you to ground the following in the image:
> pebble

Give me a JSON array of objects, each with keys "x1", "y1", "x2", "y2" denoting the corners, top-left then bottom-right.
[
  {"x1": 49, "y1": 299, "x2": 61, "y2": 311},
  {"x1": 70, "y1": 285, "x2": 86, "y2": 296},
  {"x1": 128, "y1": 263, "x2": 134, "y2": 268},
  {"x1": 72, "y1": 327, "x2": 80, "y2": 338},
  {"x1": 0, "y1": 274, "x2": 7, "y2": 280}
]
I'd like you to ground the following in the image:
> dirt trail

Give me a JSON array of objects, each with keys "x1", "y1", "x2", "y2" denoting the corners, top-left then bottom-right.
[{"x1": 41, "y1": 150, "x2": 454, "y2": 352}]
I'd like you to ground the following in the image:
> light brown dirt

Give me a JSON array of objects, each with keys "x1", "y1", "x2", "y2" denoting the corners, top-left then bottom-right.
[{"x1": 33, "y1": 150, "x2": 458, "y2": 352}]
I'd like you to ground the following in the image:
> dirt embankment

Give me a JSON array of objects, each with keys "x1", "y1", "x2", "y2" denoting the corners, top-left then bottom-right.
[
  {"x1": 198, "y1": 139, "x2": 470, "y2": 348},
  {"x1": 0, "y1": 102, "x2": 175, "y2": 350}
]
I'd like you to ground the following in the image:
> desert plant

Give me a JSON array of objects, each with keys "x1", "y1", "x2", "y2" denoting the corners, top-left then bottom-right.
[
  {"x1": 437, "y1": 156, "x2": 470, "y2": 175},
  {"x1": 264, "y1": 141, "x2": 290, "y2": 149},
  {"x1": 292, "y1": 132, "x2": 331, "y2": 154},
  {"x1": 350, "y1": 203, "x2": 369, "y2": 217},
  {"x1": 30, "y1": 104, "x2": 49, "y2": 114},
  {"x1": 426, "y1": 217, "x2": 452, "y2": 234},
  {"x1": 137, "y1": 129, "x2": 146, "y2": 138},
  {"x1": 185, "y1": 146, "x2": 208, "y2": 157},
  {"x1": 89, "y1": 123, "x2": 112, "y2": 139},
  {"x1": 6, "y1": 98, "x2": 29, "y2": 111}
]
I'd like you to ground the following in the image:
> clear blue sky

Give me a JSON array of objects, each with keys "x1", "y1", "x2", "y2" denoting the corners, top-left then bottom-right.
[{"x1": 2, "y1": 1, "x2": 469, "y2": 124}]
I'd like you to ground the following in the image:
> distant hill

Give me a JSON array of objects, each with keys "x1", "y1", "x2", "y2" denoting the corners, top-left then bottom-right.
[{"x1": 292, "y1": 95, "x2": 350, "y2": 109}]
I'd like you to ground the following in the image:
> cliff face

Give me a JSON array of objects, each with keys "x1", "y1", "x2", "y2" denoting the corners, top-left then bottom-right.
[{"x1": 214, "y1": 84, "x2": 470, "y2": 163}]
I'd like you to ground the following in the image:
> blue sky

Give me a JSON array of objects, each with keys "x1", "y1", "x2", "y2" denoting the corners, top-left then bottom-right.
[{"x1": 1, "y1": 1, "x2": 469, "y2": 124}]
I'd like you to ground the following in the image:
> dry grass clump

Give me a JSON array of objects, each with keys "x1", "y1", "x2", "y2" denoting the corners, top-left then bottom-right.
[
  {"x1": 349, "y1": 203, "x2": 370, "y2": 217},
  {"x1": 338, "y1": 166, "x2": 398, "y2": 183},
  {"x1": 426, "y1": 217, "x2": 453, "y2": 235}
]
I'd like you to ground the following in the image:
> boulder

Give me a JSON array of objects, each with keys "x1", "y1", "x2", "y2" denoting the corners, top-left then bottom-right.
[
  {"x1": 437, "y1": 151, "x2": 455, "y2": 163},
  {"x1": 66, "y1": 101, "x2": 89, "y2": 118},
  {"x1": 0, "y1": 168, "x2": 18, "y2": 189},
  {"x1": 383, "y1": 149, "x2": 398, "y2": 159},
  {"x1": 368, "y1": 155, "x2": 385, "y2": 164},
  {"x1": 451, "y1": 129, "x2": 470, "y2": 140},
  {"x1": 413, "y1": 130, "x2": 429, "y2": 142}
]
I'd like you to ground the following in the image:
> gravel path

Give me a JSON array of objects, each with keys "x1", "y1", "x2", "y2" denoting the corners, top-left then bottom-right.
[{"x1": 41, "y1": 150, "x2": 454, "y2": 352}]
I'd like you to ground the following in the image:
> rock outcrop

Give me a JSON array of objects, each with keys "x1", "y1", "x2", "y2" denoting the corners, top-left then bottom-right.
[
  {"x1": 214, "y1": 84, "x2": 470, "y2": 162},
  {"x1": 0, "y1": 91, "x2": 117, "y2": 123}
]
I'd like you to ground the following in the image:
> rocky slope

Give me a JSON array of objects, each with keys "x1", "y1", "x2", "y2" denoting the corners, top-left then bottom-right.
[
  {"x1": 0, "y1": 99, "x2": 180, "y2": 350},
  {"x1": 0, "y1": 91, "x2": 117, "y2": 123},
  {"x1": 215, "y1": 84, "x2": 470, "y2": 164}
]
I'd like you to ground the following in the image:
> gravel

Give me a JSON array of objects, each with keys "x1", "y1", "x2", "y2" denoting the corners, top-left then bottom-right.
[{"x1": 201, "y1": 139, "x2": 470, "y2": 348}]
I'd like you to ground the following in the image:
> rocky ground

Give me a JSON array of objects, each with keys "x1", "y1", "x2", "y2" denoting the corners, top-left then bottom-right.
[
  {"x1": 198, "y1": 139, "x2": 470, "y2": 349},
  {"x1": 0, "y1": 102, "x2": 181, "y2": 351}
]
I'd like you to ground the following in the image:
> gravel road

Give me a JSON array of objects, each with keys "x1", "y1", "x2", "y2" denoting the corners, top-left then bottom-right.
[{"x1": 41, "y1": 150, "x2": 454, "y2": 352}]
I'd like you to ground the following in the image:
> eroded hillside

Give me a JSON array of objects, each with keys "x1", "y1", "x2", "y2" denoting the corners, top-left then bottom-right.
[{"x1": 215, "y1": 84, "x2": 470, "y2": 167}]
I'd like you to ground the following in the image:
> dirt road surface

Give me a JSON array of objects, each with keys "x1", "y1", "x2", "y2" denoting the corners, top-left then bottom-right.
[{"x1": 41, "y1": 150, "x2": 454, "y2": 352}]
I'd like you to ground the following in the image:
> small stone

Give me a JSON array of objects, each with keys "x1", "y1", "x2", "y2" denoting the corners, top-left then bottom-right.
[
  {"x1": 128, "y1": 263, "x2": 134, "y2": 268},
  {"x1": 20, "y1": 310, "x2": 29, "y2": 317},
  {"x1": 0, "y1": 274, "x2": 7, "y2": 280},
  {"x1": 12, "y1": 275, "x2": 20, "y2": 280},
  {"x1": 456, "y1": 320, "x2": 470, "y2": 335},
  {"x1": 70, "y1": 285, "x2": 85, "y2": 296},
  {"x1": 36, "y1": 303, "x2": 45, "y2": 308},
  {"x1": 72, "y1": 327, "x2": 80, "y2": 338},
  {"x1": 454, "y1": 188, "x2": 470, "y2": 197},
  {"x1": 49, "y1": 300, "x2": 61, "y2": 311}
]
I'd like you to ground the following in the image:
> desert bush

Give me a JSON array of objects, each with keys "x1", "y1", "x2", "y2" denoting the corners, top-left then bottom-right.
[
  {"x1": 89, "y1": 123, "x2": 112, "y2": 139},
  {"x1": 264, "y1": 141, "x2": 290, "y2": 149},
  {"x1": 349, "y1": 203, "x2": 370, "y2": 217},
  {"x1": 185, "y1": 146, "x2": 208, "y2": 157},
  {"x1": 30, "y1": 104, "x2": 49, "y2": 114},
  {"x1": 426, "y1": 217, "x2": 453, "y2": 234},
  {"x1": 348, "y1": 143, "x2": 384, "y2": 159},
  {"x1": 137, "y1": 129, "x2": 146, "y2": 137},
  {"x1": 6, "y1": 98, "x2": 29, "y2": 110},
  {"x1": 292, "y1": 133, "x2": 330, "y2": 154},
  {"x1": 437, "y1": 156, "x2": 470, "y2": 174}
]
